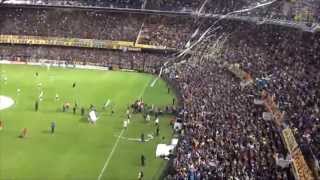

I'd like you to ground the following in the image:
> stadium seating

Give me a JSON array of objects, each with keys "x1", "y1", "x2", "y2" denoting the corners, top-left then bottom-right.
[
  {"x1": 163, "y1": 20, "x2": 319, "y2": 179},
  {"x1": 0, "y1": 2, "x2": 319, "y2": 179},
  {"x1": 2, "y1": 0, "x2": 319, "y2": 23}
]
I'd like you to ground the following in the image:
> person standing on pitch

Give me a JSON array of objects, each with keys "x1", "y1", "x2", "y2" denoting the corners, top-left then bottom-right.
[
  {"x1": 35, "y1": 100, "x2": 39, "y2": 111},
  {"x1": 51, "y1": 121, "x2": 56, "y2": 134},
  {"x1": 81, "y1": 107, "x2": 85, "y2": 116},
  {"x1": 73, "y1": 106, "x2": 76, "y2": 115},
  {"x1": 146, "y1": 114, "x2": 150, "y2": 122},
  {"x1": 155, "y1": 117, "x2": 159, "y2": 126},
  {"x1": 138, "y1": 170, "x2": 144, "y2": 180},
  {"x1": 141, "y1": 133, "x2": 145, "y2": 143},
  {"x1": 62, "y1": 104, "x2": 66, "y2": 112},
  {"x1": 19, "y1": 128, "x2": 28, "y2": 138},
  {"x1": 141, "y1": 154, "x2": 145, "y2": 167},
  {"x1": 17, "y1": 88, "x2": 21, "y2": 95},
  {"x1": 111, "y1": 107, "x2": 114, "y2": 115},
  {"x1": 126, "y1": 107, "x2": 130, "y2": 116},
  {"x1": 123, "y1": 120, "x2": 128, "y2": 129},
  {"x1": 0, "y1": 120, "x2": 4, "y2": 131},
  {"x1": 55, "y1": 93, "x2": 59, "y2": 101},
  {"x1": 156, "y1": 126, "x2": 160, "y2": 136}
]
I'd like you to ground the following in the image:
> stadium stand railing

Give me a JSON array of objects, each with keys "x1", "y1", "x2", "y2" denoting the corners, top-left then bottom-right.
[
  {"x1": 0, "y1": 35, "x2": 177, "y2": 52},
  {"x1": 229, "y1": 67, "x2": 316, "y2": 180}
]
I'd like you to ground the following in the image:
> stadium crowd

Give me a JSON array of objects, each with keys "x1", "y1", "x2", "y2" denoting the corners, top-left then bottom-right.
[
  {"x1": 0, "y1": 2, "x2": 320, "y2": 179},
  {"x1": 164, "y1": 60, "x2": 291, "y2": 179},
  {"x1": 146, "y1": 0, "x2": 203, "y2": 12},
  {"x1": 162, "y1": 20, "x2": 319, "y2": 179},
  {"x1": 138, "y1": 15, "x2": 195, "y2": 48},
  {"x1": 0, "y1": 7, "x2": 143, "y2": 41},
  {"x1": 0, "y1": 45, "x2": 168, "y2": 73},
  {"x1": 2, "y1": 22, "x2": 318, "y2": 180},
  {"x1": 226, "y1": 23, "x2": 320, "y2": 160},
  {"x1": 2, "y1": 0, "x2": 319, "y2": 23},
  {"x1": 44, "y1": 0, "x2": 144, "y2": 9},
  {"x1": 0, "y1": 6, "x2": 195, "y2": 49},
  {"x1": 2, "y1": 1, "x2": 319, "y2": 51},
  {"x1": 81, "y1": 0, "x2": 143, "y2": 9},
  {"x1": 203, "y1": 0, "x2": 319, "y2": 22}
]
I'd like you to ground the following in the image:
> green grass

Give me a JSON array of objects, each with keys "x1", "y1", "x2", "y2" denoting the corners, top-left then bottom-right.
[{"x1": 0, "y1": 64, "x2": 175, "y2": 180}]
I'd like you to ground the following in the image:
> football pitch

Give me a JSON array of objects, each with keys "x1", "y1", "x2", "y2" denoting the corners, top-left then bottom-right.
[{"x1": 0, "y1": 64, "x2": 175, "y2": 180}]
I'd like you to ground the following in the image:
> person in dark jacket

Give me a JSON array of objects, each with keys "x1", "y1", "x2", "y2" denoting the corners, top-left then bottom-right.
[{"x1": 141, "y1": 154, "x2": 145, "y2": 167}]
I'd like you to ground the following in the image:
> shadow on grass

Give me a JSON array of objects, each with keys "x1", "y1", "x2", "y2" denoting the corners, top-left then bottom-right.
[
  {"x1": 78, "y1": 116, "x2": 89, "y2": 123},
  {"x1": 41, "y1": 130, "x2": 51, "y2": 134}
]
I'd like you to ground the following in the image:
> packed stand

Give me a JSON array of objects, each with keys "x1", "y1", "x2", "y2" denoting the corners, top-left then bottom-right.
[
  {"x1": 80, "y1": 0, "x2": 143, "y2": 9},
  {"x1": 203, "y1": 0, "x2": 320, "y2": 24},
  {"x1": 219, "y1": 22, "x2": 320, "y2": 162},
  {"x1": 145, "y1": 0, "x2": 204, "y2": 12},
  {"x1": 2, "y1": 0, "x2": 319, "y2": 24},
  {"x1": 0, "y1": 44, "x2": 169, "y2": 73},
  {"x1": 1, "y1": 4, "x2": 320, "y2": 178},
  {"x1": 160, "y1": 17, "x2": 319, "y2": 179},
  {"x1": 203, "y1": 0, "x2": 256, "y2": 14},
  {"x1": 138, "y1": 15, "x2": 196, "y2": 49},
  {"x1": 0, "y1": 7, "x2": 143, "y2": 41},
  {"x1": 1, "y1": 0, "x2": 143, "y2": 9},
  {"x1": 163, "y1": 56, "x2": 290, "y2": 179},
  {"x1": 0, "y1": 6, "x2": 197, "y2": 48}
]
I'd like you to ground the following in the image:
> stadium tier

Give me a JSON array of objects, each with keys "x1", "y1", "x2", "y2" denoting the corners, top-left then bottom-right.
[
  {"x1": 1, "y1": 0, "x2": 320, "y2": 24},
  {"x1": 0, "y1": 1, "x2": 320, "y2": 180}
]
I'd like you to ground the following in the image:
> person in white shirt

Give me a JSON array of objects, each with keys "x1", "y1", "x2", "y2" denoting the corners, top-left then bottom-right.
[
  {"x1": 103, "y1": 99, "x2": 110, "y2": 110},
  {"x1": 55, "y1": 93, "x2": 59, "y2": 101},
  {"x1": 146, "y1": 114, "x2": 150, "y2": 122},
  {"x1": 3, "y1": 76, "x2": 7, "y2": 84},
  {"x1": 155, "y1": 117, "x2": 159, "y2": 126},
  {"x1": 126, "y1": 108, "x2": 130, "y2": 116},
  {"x1": 123, "y1": 120, "x2": 128, "y2": 129},
  {"x1": 39, "y1": 91, "x2": 44, "y2": 101}
]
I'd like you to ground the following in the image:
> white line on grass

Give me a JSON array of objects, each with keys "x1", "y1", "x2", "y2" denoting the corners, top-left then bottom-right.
[
  {"x1": 150, "y1": 61, "x2": 168, "y2": 88},
  {"x1": 97, "y1": 129, "x2": 125, "y2": 180},
  {"x1": 97, "y1": 77, "x2": 151, "y2": 179},
  {"x1": 138, "y1": 76, "x2": 153, "y2": 98}
]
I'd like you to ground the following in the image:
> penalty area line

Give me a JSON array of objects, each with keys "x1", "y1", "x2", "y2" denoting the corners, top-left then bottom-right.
[{"x1": 97, "y1": 129, "x2": 125, "y2": 180}]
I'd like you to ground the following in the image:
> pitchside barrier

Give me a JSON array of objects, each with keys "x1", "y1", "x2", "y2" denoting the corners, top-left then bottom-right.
[
  {"x1": 0, "y1": 58, "x2": 159, "y2": 73},
  {"x1": 0, "y1": 59, "x2": 139, "y2": 72},
  {"x1": 225, "y1": 63, "x2": 317, "y2": 179},
  {"x1": 0, "y1": 35, "x2": 177, "y2": 52}
]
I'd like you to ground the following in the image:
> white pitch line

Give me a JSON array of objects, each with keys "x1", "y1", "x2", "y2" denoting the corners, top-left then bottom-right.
[
  {"x1": 97, "y1": 129, "x2": 125, "y2": 180},
  {"x1": 138, "y1": 77, "x2": 153, "y2": 98},
  {"x1": 97, "y1": 77, "x2": 151, "y2": 180}
]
